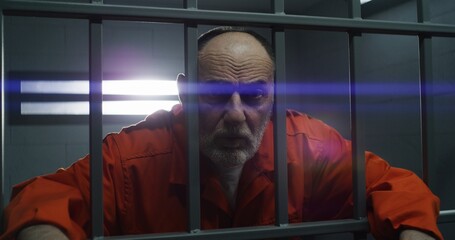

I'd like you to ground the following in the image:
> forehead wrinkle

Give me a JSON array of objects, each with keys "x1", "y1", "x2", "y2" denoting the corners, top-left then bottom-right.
[
  {"x1": 199, "y1": 52, "x2": 273, "y2": 68},
  {"x1": 199, "y1": 52, "x2": 274, "y2": 81}
]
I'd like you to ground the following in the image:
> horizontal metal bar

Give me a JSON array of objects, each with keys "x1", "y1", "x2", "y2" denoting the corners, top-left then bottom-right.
[
  {"x1": 104, "y1": 219, "x2": 369, "y2": 240},
  {"x1": 1, "y1": 0, "x2": 455, "y2": 37},
  {"x1": 438, "y1": 210, "x2": 455, "y2": 224}
]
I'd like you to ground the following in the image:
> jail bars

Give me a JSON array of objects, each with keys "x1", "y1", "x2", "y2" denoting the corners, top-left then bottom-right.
[
  {"x1": 417, "y1": 0, "x2": 433, "y2": 185},
  {"x1": 347, "y1": 0, "x2": 367, "y2": 236},
  {"x1": 272, "y1": 0, "x2": 289, "y2": 229},
  {"x1": 0, "y1": 7, "x2": 4, "y2": 233},
  {"x1": 1, "y1": 0, "x2": 455, "y2": 239},
  {"x1": 184, "y1": 0, "x2": 201, "y2": 234},
  {"x1": 89, "y1": 16, "x2": 104, "y2": 239}
]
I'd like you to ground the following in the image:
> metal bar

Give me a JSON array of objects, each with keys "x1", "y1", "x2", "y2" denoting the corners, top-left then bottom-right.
[
  {"x1": 348, "y1": 32, "x2": 368, "y2": 233},
  {"x1": 0, "y1": 8, "x2": 5, "y2": 234},
  {"x1": 272, "y1": 0, "x2": 288, "y2": 228},
  {"x1": 89, "y1": 18, "x2": 104, "y2": 239},
  {"x1": 348, "y1": 1, "x2": 368, "y2": 239},
  {"x1": 438, "y1": 210, "x2": 455, "y2": 224},
  {"x1": 2, "y1": 0, "x2": 455, "y2": 37},
  {"x1": 348, "y1": 34, "x2": 368, "y2": 240},
  {"x1": 104, "y1": 219, "x2": 369, "y2": 240},
  {"x1": 184, "y1": 0, "x2": 200, "y2": 234},
  {"x1": 417, "y1": 0, "x2": 430, "y2": 23},
  {"x1": 347, "y1": 2, "x2": 368, "y2": 240},
  {"x1": 272, "y1": 0, "x2": 284, "y2": 14},
  {"x1": 417, "y1": 0, "x2": 432, "y2": 185},
  {"x1": 348, "y1": 0, "x2": 361, "y2": 19}
]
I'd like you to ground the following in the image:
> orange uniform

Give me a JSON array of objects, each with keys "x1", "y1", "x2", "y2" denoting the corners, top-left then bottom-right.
[{"x1": 1, "y1": 105, "x2": 442, "y2": 239}]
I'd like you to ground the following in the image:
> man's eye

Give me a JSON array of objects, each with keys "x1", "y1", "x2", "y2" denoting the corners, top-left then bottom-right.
[
  {"x1": 199, "y1": 83, "x2": 233, "y2": 103},
  {"x1": 198, "y1": 82, "x2": 269, "y2": 105},
  {"x1": 239, "y1": 85, "x2": 268, "y2": 104},
  {"x1": 243, "y1": 89, "x2": 265, "y2": 99}
]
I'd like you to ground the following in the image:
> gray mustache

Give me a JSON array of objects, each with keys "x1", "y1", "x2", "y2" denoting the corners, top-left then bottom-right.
[{"x1": 214, "y1": 128, "x2": 252, "y2": 139}]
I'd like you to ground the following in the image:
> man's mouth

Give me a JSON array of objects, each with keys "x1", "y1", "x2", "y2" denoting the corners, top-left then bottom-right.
[{"x1": 216, "y1": 135, "x2": 248, "y2": 149}]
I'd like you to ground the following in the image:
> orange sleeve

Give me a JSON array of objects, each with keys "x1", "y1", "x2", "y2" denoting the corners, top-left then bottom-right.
[
  {"x1": 1, "y1": 172, "x2": 90, "y2": 240},
  {"x1": 308, "y1": 125, "x2": 442, "y2": 239},
  {"x1": 365, "y1": 151, "x2": 443, "y2": 240},
  {"x1": 0, "y1": 135, "x2": 121, "y2": 240}
]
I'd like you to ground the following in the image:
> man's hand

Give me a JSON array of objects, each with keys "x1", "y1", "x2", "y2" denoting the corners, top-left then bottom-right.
[
  {"x1": 18, "y1": 224, "x2": 69, "y2": 240},
  {"x1": 400, "y1": 229, "x2": 436, "y2": 240}
]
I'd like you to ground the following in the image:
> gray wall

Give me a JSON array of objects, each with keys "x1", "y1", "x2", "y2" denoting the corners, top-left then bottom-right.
[{"x1": 3, "y1": 0, "x2": 455, "y2": 239}]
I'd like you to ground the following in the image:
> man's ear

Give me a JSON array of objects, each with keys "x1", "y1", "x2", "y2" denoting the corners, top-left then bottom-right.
[{"x1": 176, "y1": 73, "x2": 187, "y2": 104}]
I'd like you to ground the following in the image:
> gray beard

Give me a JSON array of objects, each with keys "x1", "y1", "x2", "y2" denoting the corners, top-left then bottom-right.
[{"x1": 199, "y1": 110, "x2": 272, "y2": 168}]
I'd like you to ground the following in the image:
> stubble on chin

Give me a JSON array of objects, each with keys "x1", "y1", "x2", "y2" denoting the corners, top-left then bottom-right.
[{"x1": 199, "y1": 110, "x2": 272, "y2": 168}]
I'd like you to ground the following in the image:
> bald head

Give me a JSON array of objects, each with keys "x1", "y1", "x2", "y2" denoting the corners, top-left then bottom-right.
[
  {"x1": 198, "y1": 32, "x2": 275, "y2": 83},
  {"x1": 198, "y1": 26, "x2": 275, "y2": 62}
]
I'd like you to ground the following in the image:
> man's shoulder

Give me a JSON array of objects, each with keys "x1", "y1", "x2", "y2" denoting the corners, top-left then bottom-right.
[
  {"x1": 285, "y1": 109, "x2": 339, "y2": 141},
  {"x1": 103, "y1": 105, "x2": 183, "y2": 160}
]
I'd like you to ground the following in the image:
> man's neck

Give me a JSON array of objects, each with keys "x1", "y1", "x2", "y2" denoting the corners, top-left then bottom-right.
[{"x1": 215, "y1": 164, "x2": 244, "y2": 209}]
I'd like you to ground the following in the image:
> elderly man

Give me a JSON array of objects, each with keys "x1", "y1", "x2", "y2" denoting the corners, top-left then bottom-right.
[{"x1": 1, "y1": 27, "x2": 442, "y2": 240}]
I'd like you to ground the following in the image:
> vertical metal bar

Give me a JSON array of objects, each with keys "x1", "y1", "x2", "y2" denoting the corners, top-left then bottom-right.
[
  {"x1": 348, "y1": 0, "x2": 361, "y2": 19},
  {"x1": 0, "y1": 9, "x2": 5, "y2": 234},
  {"x1": 348, "y1": 1, "x2": 367, "y2": 240},
  {"x1": 184, "y1": 0, "x2": 200, "y2": 234},
  {"x1": 272, "y1": 0, "x2": 288, "y2": 228},
  {"x1": 89, "y1": 18, "x2": 104, "y2": 239},
  {"x1": 417, "y1": 0, "x2": 432, "y2": 184},
  {"x1": 348, "y1": 32, "x2": 368, "y2": 240},
  {"x1": 273, "y1": 0, "x2": 285, "y2": 14},
  {"x1": 348, "y1": 32, "x2": 368, "y2": 229},
  {"x1": 417, "y1": 0, "x2": 430, "y2": 23}
]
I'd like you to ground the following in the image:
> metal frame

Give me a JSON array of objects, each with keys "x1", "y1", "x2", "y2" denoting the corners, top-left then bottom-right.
[
  {"x1": 417, "y1": 0, "x2": 433, "y2": 185},
  {"x1": 89, "y1": 16, "x2": 104, "y2": 239},
  {"x1": 184, "y1": 0, "x2": 201, "y2": 234},
  {"x1": 0, "y1": 6, "x2": 4, "y2": 233},
  {"x1": 347, "y1": 1, "x2": 367, "y2": 239},
  {"x1": 0, "y1": 0, "x2": 455, "y2": 36},
  {"x1": 1, "y1": 0, "x2": 455, "y2": 239},
  {"x1": 272, "y1": 0, "x2": 289, "y2": 228}
]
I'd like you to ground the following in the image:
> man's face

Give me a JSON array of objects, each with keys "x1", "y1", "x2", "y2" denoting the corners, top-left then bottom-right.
[{"x1": 197, "y1": 32, "x2": 275, "y2": 168}]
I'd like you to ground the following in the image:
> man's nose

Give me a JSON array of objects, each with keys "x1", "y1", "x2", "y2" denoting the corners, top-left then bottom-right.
[{"x1": 224, "y1": 92, "x2": 246, "y2": 125}]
